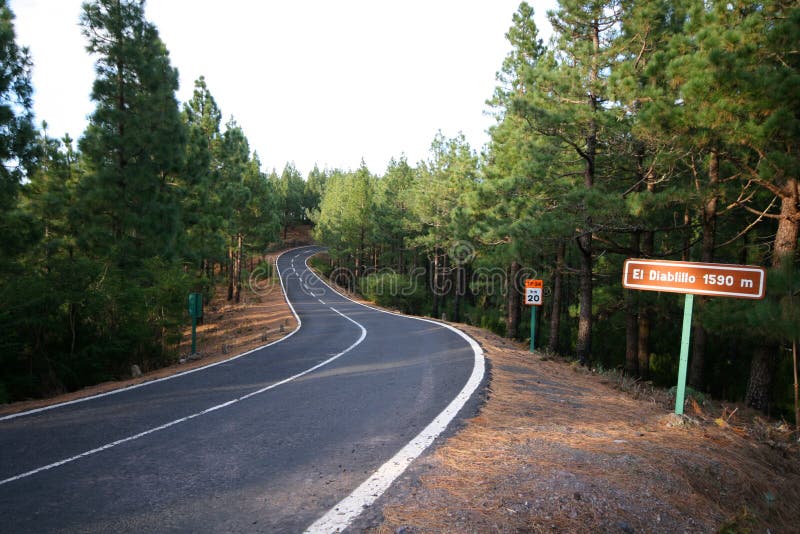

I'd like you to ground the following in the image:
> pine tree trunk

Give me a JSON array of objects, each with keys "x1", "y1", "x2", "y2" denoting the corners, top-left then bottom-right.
[
  {"x1": 234, "y1": 233, "x2": 243, "y2": 303},
  {"x1": 506, "y1": 260, "x2": 521, "y2": 339},
  {"x1": 453, "y1": 266, "x2": 462, "y2": 323},
  {"x1": 227, "y1": 243, "x2": 234, "y2": 301},
  {"x1": 576, "y1": 232, "x2": 592, "y2": 365},
  {"x1": 689, "y1": 150, "x2": 720, "y2": 390},
  {"x1": 357, "y1": 223, "x2": 366, "y2": 278},
  {"x1": 746, "y1": 346, "x2": 775, "y2": 413},
  {"x1": 431, "y1": 251, "x2": 440, "y2": 319},
  {"x1": 773, "y1": 178, "x2": 799, "y2": 269},
  {"x1": 440, "y1": 253, "x2": 448, "y2": 319},
  {"x1": 793, "y1": 340, "x2": 799, "y2": 431},
  {"x1": 637, "y1": 230, "x2": 655, "y2": 379},
  {"x1": 625, "y1": 232, "x2": 640, "y2": 375},
  {"x1": 625, "y1": 297, "x2": 639, "y2": 376},
  {"x1": 548, "y1": 242, "x2": 564, "y2": 353},
  {"x1": 746, "y1": 178, "x2": 798, "y2": 412},
  {"x1": 637, "y1": 316, "x2": 650, "y2": 381},
  {"x1": 682, "y1": 207, "x2": 691, "y2": 261},
  {"x1": 574, "y1": 18, "x2": 600, "y2": 366}
]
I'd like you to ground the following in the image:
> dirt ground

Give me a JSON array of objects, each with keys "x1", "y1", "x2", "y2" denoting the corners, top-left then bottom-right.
[
  {"x1": 3, "y1": 237, "x2": 798, "y2": 532},
  {"x1": 371, "y1": 327, "x2": 800, "y2": 533}
]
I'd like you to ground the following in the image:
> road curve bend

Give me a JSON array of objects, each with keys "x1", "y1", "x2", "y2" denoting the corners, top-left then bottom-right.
[{"x1": 0, "y1": 246, "x2": 484, "y2": 532}]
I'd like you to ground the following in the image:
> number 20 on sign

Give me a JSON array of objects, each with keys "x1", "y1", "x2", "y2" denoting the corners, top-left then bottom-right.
[{"x1": 524, "y1": 280, "x2": 543, "y2": 353}]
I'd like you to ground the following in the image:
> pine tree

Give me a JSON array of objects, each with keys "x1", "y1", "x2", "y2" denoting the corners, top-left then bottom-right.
[
  {"x1": 304, "y1": 165, "x2": 328, "y2": 223},
  {"x1": 312, "y1": 165, "x2": 376, "y2": 281},
  {"x1": 78, "y1": 0, "x2": 186, "y2": 267},
  {"x1": 373, "y1": 156, "x2": 416, "y2": 272},
  {"x1": 410, "y1": 133, "x2": 478, "y2": 319},
  {"x1": 0, "y1": 0, "x2": 36, "y2": 266},
  {"x1": 274, "y1": 163, "x2": 305, "y2": 240},
  {"x1": 217, "y1": 118, "x2": 252, "y2": 302},
  {"x1": 182, "y1": 76, "x2": 226, "y2": 281},
  {"x1": 510, "y1": 0, "x2": 623, "y2": 363},
  {"x1": 483, "y1": 2, "x2": 555, "y2": 340}
]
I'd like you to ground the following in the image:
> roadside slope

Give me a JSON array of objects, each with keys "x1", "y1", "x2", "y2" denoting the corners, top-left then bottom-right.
[{"x1": 372, "y1": 325, "x2": 800, "y2": 533}]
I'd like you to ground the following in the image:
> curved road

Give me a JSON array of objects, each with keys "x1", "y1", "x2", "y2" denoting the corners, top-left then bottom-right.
[{"x1": 0, "y1": 246, "x2": 484, "y2": 533}]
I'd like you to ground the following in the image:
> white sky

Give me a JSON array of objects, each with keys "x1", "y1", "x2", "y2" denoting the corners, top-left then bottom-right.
[{"x1": 10, "y1": 0, "x2": 555, "y2": 176}]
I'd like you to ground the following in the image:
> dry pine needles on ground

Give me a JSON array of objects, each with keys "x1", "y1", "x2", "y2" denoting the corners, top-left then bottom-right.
[{"x1": 375, "y1": 326, "x2": 800, "y2": 533}]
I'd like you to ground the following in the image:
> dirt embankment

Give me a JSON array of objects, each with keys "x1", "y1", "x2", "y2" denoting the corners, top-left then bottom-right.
[{"x1": 371, "y1": 326, "x2": 800, "y2": 533}]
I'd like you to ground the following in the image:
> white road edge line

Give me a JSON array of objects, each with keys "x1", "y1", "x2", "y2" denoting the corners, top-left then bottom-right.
[
  {"x1": 0, "y1": 303, "x2": 366, "y2": 487},
  {"x1": 0, "y1": 246, "x2": 316, "y2": 423},
  {"x1": 303, "y1": 252, "x2": 486, "y2": 534}
]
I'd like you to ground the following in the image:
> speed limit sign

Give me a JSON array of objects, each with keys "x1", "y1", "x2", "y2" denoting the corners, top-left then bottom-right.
[{"x1": 524, "y1": 279, "x2": 543, "y2": 306}]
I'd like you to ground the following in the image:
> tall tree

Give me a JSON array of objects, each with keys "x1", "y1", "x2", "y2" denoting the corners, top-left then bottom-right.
[
  {"x1": 512, "y1": 0, "x2": 622, "y2": 363},
  {"x1": 181, "y1": 76, "x2": 226, "y2": 282},
  {"x1": 0, "y1": 0, "x2": 36, "y2": 266},
  {"x1": 483, "y1": 1, "x2": 549, "y2": 339},
  {"x1": 304, "y1": 164, "x2": 328, "y2": 223},
  {"x1": 410, "y1": 133, "x2": 478, "y2": 319},
  {"x1": 274, "y1": 162, "x2": 305, "y2": 240},
  {"x1": 78, "y1": 0, "x2": 187, "y2": 266},
  {"x1": 312, "y1": 164, "x2": 375, "y2": 278},
  {"x1": 373, "y1": 157, "x2": 417, "y2": 272},
  {"x1": 217, "y1": 118, "x2": 251, "y2": 302}
]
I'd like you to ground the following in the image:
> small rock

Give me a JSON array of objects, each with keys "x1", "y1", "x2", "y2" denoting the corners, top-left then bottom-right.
[
  {"x1": 617, "y1": 521, "x2": 634, "y2": 533},
  {"x1": 130, "y1": 364, "x2": 142, "y2": 378},
  {"x1": 661, "y1": 413, "x2": 698, "y2": 428}
]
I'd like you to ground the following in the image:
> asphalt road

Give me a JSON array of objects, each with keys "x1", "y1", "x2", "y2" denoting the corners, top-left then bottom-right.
[{"x1": 0, "y1": 246, "x2": 484, "y2": 533}]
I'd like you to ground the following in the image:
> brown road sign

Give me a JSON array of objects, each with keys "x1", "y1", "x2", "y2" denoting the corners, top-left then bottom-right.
[{"x1": 622, "y1": 259, "x2": 766, "y2": 299}]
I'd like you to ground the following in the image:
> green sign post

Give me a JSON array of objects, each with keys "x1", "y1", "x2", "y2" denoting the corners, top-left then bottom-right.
[
  {"x1": 622, "y1": 259, "x2": 766, "y2": 415},
  {"x1": 674, "y1": 293, "x2": 694, "y2": 415},
  {"x1": 188, "y1": 292, "x2": 203, "y2": 355}
]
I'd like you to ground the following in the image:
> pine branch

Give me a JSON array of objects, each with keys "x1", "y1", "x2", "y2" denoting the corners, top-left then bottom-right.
[{"x1": 716, "y1": 196, "x2": 778, "y2": 249}]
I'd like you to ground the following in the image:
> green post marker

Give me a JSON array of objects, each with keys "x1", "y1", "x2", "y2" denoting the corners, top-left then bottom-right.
[
  {"x1": 191, "y1": 315, "x2": 197, "y2": 354},
  {"x1": 188, "y1": 292, "x2": 202, "y2": 355},
  {"x1": 674, "y1": 293, "x2": 694, "y2": 415},
  {"x1": 530, "y1": 305, "x2": 536, "y2": 353}
]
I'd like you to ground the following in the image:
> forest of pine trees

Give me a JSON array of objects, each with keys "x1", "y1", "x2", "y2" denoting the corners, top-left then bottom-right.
[
  {"x1": 0, "y1": 0, "x2": 316, "y2": 403},
  {"x1": 310, "y1": 0, "x2": 799, "y2": 420},
  {"x1": 0, "y1": 0, "x2": 798, "y2": 421}
]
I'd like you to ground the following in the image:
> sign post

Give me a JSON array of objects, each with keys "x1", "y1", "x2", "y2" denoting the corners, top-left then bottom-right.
[
  {"x1": 188, "y1": 292, "x2": 203, "y2": 355},
  {"x1": 524, "y1": 280, "x2": 543, "y2": 352},
  {"x1": 675, "y1": 293, "x2": 694, "y2": 415},
  {"x1": 622, "y1": 259, "x2": 766, "y2": 415}
]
